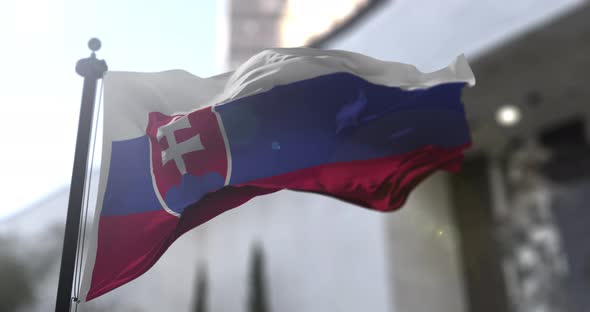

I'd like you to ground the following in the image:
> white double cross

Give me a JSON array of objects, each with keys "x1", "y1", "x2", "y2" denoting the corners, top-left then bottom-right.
[{"x1": 156, "y1": 117, "x2": 205, "y2": 175}]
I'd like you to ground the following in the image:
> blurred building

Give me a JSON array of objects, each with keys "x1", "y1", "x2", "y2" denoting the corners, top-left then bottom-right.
[
  {"x1": 227, "y1": 0, "x2": 286, "y2": 69},
  {"x1": 2, "y1": 1, "x2": 589, "y2": 312},
  {"x1": 462, "y1": 4, "x2": 590, "y2": 311},
  {"x1": 205, "y1": 1, "x2": 590, "y2": 312},
  {"x1": 226, "y1": 0, "x2": 386, "y2": 68}
]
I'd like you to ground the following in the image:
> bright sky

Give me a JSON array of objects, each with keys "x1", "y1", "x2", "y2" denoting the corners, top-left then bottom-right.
[{"x1": 0, "y1": 0, "x2": 219, "y2": 219}]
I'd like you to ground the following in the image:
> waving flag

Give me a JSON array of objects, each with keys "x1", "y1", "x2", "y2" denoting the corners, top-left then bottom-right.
[{"x1": 81, "y1": 48, "x2": 475, "y2": 300}]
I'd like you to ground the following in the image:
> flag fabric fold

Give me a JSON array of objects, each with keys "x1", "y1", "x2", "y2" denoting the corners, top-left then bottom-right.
[{"x1": 81, "y1": 48, "x2": 475, "y2": 301}]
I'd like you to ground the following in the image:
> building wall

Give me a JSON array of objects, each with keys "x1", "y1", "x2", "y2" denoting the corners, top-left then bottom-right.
[
  {"x1": 193, "y1": 174, "x2": 464, "y2": 312},
  {"x1": 200, "y1": 190, "x2": 393, "y2": 312},
  {"x1": 382, "y1": 173, "x2": 467, "y2": 312}
]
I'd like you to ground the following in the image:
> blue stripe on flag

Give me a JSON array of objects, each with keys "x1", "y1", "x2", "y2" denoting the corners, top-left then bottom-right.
[
  {"x1": 102, "y1": 137, "x2": 161, "y2": 216},
  {"x1": 215, "y1": 73, "x2": 470, "y2": 185}
]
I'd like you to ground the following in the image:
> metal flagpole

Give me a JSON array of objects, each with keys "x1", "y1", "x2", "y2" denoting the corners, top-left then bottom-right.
[{"x1": 55, "y1": 38, "x2": 108, "y2": 312}]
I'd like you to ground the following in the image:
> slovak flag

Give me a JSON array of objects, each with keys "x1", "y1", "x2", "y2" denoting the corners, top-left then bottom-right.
[{"x1": 80, "y1": 48, "x2": 475, "y2": 300}]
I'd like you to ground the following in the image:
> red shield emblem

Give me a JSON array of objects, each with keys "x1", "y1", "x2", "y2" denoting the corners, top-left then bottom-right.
[{"x1": 145, "y1": 107, "x2": 229, "y2": 216}]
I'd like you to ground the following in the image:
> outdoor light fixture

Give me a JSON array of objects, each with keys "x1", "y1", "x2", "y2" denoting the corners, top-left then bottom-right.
[{"x1": 496, "y1": 105, "x2": 521, "y2": 127}]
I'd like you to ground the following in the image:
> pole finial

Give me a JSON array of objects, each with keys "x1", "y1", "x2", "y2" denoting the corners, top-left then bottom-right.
[
  {"x1": 88, "y1": 38, "x2": 101, "y2": 52},
  {"x1": 76, "y1": 38, "x2": 108, "y2": 79}
]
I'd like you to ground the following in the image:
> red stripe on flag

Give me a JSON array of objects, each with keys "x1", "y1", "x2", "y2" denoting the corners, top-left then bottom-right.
[{"x1": 87, "y1": 144, "x2": 468, "y2": 300}]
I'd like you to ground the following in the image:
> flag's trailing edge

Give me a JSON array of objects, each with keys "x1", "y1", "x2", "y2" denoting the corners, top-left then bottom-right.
[{"x1": 80, "y1": 48, "x2": 475, "y2": 300}]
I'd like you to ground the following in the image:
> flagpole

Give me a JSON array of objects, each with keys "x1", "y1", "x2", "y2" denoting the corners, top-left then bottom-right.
[{"x1": 55, "y1": 38, "x2": 107, "y2": 312}]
